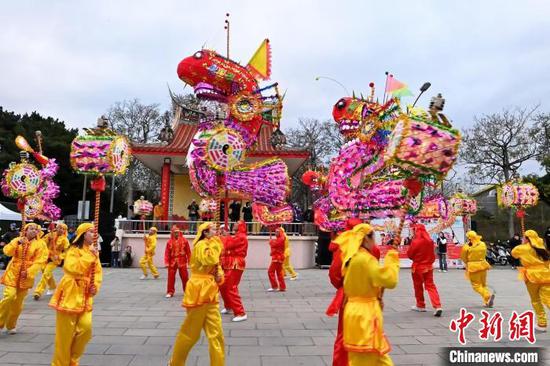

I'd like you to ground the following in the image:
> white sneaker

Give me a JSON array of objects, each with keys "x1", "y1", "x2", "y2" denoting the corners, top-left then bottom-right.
[
  {"x1": 140, "y1": 275, "x2": 147, "y2": 280},
  {"x1": 220, "y1": 308, "x2": 230, "y2": 314},
  {"x1": 438, "y1": 269, "x2": 442, "y2": 272},
  {"x1": 267, "y1": 288, "x2": 277, "y2": 292},
  {"x1": 535, "y1": 325, "x2": 547, "y2": 332},
  {"x1": 232, "y1": 314, "x2": 248, "y2": 322},
  {"x1": 8, "y1": 328, "x2": 17, "y2": 335},
  {"x1": 443, "y1": 270, "x2": 447, "y2": 273},
  {"x1": 434, "y1": 308, "x2": 443, "y2": 317},
  {"x1": 290, "y1": 274, "x2": 299, "y2": 281},
  {"x1": 411, "y1": 306, "x2": 427, "y2": 312},
  {"x1": 46, "y1": 290, "x2": 54, "y2": 296},
  {"x1": 165, "y1": 294, "x2": 173, "y2": 298}
]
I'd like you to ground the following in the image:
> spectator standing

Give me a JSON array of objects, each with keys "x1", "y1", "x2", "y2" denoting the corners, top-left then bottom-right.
[
  {"x1": 436, "y1": 232, "x2": 448, "y2": 272},
  {"x1": 153, "y1": 202, "x2": 164, "y2": 228},
  {"x1": 508, "y1": 233, "x2": 522, "y2": 268},
  {"x1": 110, "y1": 236, "x2": 121, "y2": 268},
  {"x1": 229, "y1": 200, "x2": 241, "y2": 223},
  {"x1": 67, "y1": 227, "x2": 76, "y2": 242},
  {"x1": 187, "y1": 200, "x2": 199, "y2": 233},
  {"x1": 242, "y1": 202, "x2": 253, "y2": 232}
]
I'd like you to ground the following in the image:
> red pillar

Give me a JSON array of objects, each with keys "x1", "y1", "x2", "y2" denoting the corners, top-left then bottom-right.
[{"x1": 161, "y1": 159, "x2": 171, "y2": 220}]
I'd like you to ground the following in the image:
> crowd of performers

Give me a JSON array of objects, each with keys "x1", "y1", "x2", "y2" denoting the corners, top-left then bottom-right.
[{"x1": 0, "y1": 217, "x2": 549, "y2": 366}]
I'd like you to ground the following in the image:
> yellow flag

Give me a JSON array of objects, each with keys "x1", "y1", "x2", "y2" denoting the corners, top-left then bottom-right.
[{"x1": 247, "y1": 39, "x2": 271, "y2": 80}]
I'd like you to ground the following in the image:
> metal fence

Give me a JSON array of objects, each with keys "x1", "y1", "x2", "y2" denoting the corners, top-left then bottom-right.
[{"x1": 116, "y1": 219, "x2": 318, "y2": 236}]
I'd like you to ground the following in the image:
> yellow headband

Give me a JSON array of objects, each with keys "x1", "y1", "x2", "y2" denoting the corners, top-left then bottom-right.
[
  {"x1": 193, "y1": 222, "x2": 213, "y2": 245},
  {"x1": 72, "y1": 223, "x2": 95, "y2": 244}
]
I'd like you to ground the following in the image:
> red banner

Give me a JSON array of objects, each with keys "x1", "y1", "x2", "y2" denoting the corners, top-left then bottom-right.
[
  {"x1": 378, "y1": 244, "x2": 464, "y2": 268},
  {"x1": 161, "y1": 162, "x2": 171, "y2": 220}
]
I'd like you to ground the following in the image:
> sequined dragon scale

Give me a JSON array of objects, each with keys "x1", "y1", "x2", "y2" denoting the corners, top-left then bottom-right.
[
  {"x1": 303, "y1": 93, "x2": 462, "y2": 232},
  {"x1": 177, "y1": 41, "x2": 293, "y2": 225}
]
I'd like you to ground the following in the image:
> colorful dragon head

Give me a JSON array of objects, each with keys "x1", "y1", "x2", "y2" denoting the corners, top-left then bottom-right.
[
  {"x1": 332, "y1": 96, "x2": 402, "y2": 144},
  {"x1": 177, "y1": 49, "x2": 258, "y2": 102},
  {"x1": 177, "y1": 40, "x2": 281, "y2": 146}
]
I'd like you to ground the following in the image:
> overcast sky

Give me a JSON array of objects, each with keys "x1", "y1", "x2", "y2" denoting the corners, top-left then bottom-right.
[{"x1": 1, "y1": 0, "x2": 548, "y2": 141}]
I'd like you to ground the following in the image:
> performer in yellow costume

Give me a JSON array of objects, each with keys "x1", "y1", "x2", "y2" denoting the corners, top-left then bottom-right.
[
  {"x1": 49, "y1": 222, "x2": 103, "y2": 366},
  {"x1": 34, "y1": 223, "x2": 70, "y2": 300},
  {"x1": 281, "y1": 228, "x2": 298, "y2": 280},
  {"x1": 511, "y1": 229, "x2": 550, "y2": 332},
  {"x1": 460, "y1": 231, "x2": 495, "y2": 307},
  {"x1": 333, "y1": 223, "x2": 400, "y2": 366},
  {"x1": 169, "y1": 222, "x2": 225, "y2": 366},
  {"x1": 139, "y1": 227, "x2": 159, "y2": 279},
  {"x1": 0, "y1": 223, "x2": 48, "y2": 334}
]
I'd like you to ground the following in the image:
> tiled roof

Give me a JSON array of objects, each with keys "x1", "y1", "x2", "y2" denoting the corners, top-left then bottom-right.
[{"x1": 132, "y1": 123, "x2": 308, "y2": 157}]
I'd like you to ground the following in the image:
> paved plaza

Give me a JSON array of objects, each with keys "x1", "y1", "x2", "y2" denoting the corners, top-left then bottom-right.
[{"x1": 0, "y1": 267, "x2": 548, "y2": 365}]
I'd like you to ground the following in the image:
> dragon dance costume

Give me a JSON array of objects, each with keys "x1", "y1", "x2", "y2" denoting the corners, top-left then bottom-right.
[
  {"x1": 139, "y1": 227, "x2": 159, "y2": 279},
  {"x1": 327, "y1": 218, "x2": 381, "y2": 366},
  {"x1": 333, "y1": 223, "x2": 399, "y2": 366},
  {"x1": 0, "y1": 223, "x2": 48, "y2": 333},
  {"x1": 282, "y1": 227, "x2": 298, "y2": 280},
  {"x1": 268, "y1": 227, "x2": 286, "y2": 292},
  {"x1": 170, "y1": 222, "x2": 225, "y2": 366},
  {"x1": 407, "y1": 224, "x2": 442, "y2": 315},
  {"x1": 34, "y1": 223, "x2": 70, "y2": 300},
  {"x1": 50, "y1": 223, "x2": 103, "y2": 366},
  {"x1": 461, "y1": 231, "x2": 495, "y2": 307},
  {"x1": 164, "y1": 226, "x2": 191, "y2": 297},
  {"x1": 511, "y1": 229, "x2": 550, "y2": 331},
  {"x1": 219, "y1": 220, "x2": 248, "y2": 320}
]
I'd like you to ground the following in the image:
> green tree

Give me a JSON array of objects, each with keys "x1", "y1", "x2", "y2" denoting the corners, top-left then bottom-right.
[{"x1": 0, "y1": 107, "x2": 82, "y2": 215}]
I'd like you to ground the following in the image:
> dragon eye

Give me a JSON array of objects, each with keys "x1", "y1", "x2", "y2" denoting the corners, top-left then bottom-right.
[
  {"x1": 336, "y1": 99, "x2": 346, "y2": 110},
  {"x1": 194, "y1": 51, "x2": 203, "y2": 59}
]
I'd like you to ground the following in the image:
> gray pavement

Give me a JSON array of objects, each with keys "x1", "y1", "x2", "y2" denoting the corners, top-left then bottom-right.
[{"x1": 0, "y1": 267, "x2": 548, "y2": 365}]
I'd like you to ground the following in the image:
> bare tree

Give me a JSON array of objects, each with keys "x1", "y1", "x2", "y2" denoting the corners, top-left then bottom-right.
[
  {"x1": 285, "y1": 118, "x2": 343, "y2": 208},
  {"x1": 535, "y1": 113, "x2": 550, "y2": 173},
  {"x1": 285, "y1": 118, "x2": 343, "y2": 167},
  {"x1": 107, "y1": 99, "x2": 163, "y2": 143},
  {"x1": 460, "y1": 106, "x2": 542, "y2": 236},
  {"x1": 107, "y1": 99, "x2": 163, "y2": 216}
]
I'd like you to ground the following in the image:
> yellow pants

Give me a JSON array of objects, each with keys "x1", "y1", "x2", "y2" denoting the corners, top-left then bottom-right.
[
  {"x1": 51, "y1": 311, "x2": 92, "y2": 366},
  {"x1": 170, "y1": 303, "x2": 225, "y2": 366},
  {"x1": 525, "y1": 281, "x2": 550, "y2": 327},
  {"x1": 34, "y1": 262, "x2": 58, "y2": 297},
  {"x1": 284, "y1": 256, "x2": 297, "y2": 278},
  {"x1": 349, "y1": 352, "x2": 394, "y2": 365},
  {"x1": 139, "y1": 255, "x2": 159, "y2": 277},
  {"x1": 469, "y1": 270, "x2": 491, "y2": 304},
  {"x1": 0, "y1": 286, "x2": 28, "y2": 330}
]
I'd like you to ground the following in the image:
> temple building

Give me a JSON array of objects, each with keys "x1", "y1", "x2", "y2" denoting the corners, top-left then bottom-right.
[{"x1": 131, "y1": 117, "x2": 309, "y2": 220}]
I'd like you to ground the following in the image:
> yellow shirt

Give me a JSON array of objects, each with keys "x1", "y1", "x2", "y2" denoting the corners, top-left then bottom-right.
[
  {"x1": 460, "y1": 241, "x2": 491, "y2": 273},
  {"x1": 283, "y1": 235, "x2": 291, "y2": 258},
  {"x1": 342, "y1": 248, "x2": 399, "y2": 354},
  {"x1": 1, "y1": 237, "x2": 48, "y2": 289},
  {"x1": 144, "y1": 234, "x2": 157, "y2": 257},
  {"x1": 511, "y1": 244, "x2": 550, "y2": 284},
  {"x1": 182, "y1": 236, "x2": 223, "y2": 308},
  {"x1": 43, "y1": 233, "x2": 71, "y2": 265},
  {"x1": 49, "y1": 245, "x2": 103, "y2": 314},
  {"x1": 153, "y1": 205, "x2": 164, "y2": 218}
]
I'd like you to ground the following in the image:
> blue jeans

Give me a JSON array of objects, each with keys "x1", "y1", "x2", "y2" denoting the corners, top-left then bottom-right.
[
  {"x1": 111, "y1": 251, "x2": 119, "y2": 268},
  {"x1": 438, "y1": 253, "x2": 447, "y2": 270}
]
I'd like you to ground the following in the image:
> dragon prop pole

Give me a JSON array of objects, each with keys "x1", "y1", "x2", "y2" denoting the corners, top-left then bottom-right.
[{"x1": 89, "y1": 176, "x2": 105, "y2": 293}]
